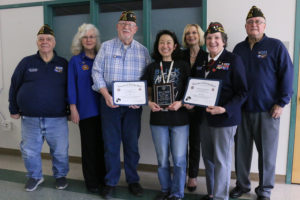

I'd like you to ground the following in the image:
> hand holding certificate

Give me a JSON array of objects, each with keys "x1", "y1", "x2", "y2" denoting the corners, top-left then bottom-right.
[
  {"x1": 112, "y1": 81, "x2": 147, "y2": 106},
  {"x1": 183, "y1": 78, "x2": 221, "y2": 107}
]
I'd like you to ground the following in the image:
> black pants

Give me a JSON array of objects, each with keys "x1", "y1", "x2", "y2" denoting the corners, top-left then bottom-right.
[
  {"x1": 187, "y1": 110, "x2": 201, "y2": 178},
  {"x1": 79, "y1": 115, "x2": 106, "y2": 188}
]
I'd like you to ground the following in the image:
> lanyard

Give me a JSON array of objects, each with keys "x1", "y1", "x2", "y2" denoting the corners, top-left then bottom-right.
[{"x1": 160, "y1": 61, "x2": 174, "y2": 84}]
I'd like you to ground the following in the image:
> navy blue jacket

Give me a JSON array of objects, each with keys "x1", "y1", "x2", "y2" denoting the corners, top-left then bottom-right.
[
  {"x1": 192, "y1": 49, "x2": 248, "y2": 127},
  {"x1": 233, "y1": 34, "x2": 294, "y2": 112},
  {"x1": 9, "y1": 52, "x2": 68, "y2": 117}
]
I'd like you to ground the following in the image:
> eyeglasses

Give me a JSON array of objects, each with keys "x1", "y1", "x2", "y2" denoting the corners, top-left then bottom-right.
[
  {"x1": 118, "y1": 22, "x2": 136, "y2": 28},
  {"x1": 246, "y1": 20, "x2": 265, "y2": 25},
  {"x1": 82, "y1": 35, "x2": 96, "y2": 40}
]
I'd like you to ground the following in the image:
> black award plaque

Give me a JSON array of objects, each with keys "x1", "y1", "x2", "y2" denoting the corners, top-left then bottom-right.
[{"x1": 153, "y1": 83, "x2": 174, "y2": 108}]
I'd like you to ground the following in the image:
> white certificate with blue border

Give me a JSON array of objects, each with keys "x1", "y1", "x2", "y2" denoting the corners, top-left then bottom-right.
[
  {"x1": 183, "y1": 78, "x2": 221, "y2": 107},
  {"x1": 112, "y1": 81, "x2": 147, "y2": 106}
]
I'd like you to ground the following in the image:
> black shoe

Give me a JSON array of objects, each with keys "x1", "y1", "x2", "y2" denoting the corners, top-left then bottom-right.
[
  {"x1": 229, "y1": 186, "x2": 250, "y2": 198},
  {"x1": 101, "y1": 185, "x2": 114, "y2": 199},
  {"x1": 200, "y1": 194, "x2": 213, "y2": 200},
  {"x1": 128, "y1": 182, "x2": 143, "y2": 196},
  {"x1": 167, "y1": 196, "x2": 182, "y2": 200},
  {"x1": 186, "y1": 178, "x2": 197, "y2": 192},
  {"x1": 155, "y1": 191, "x2": 169, "y2": 200},
  {"x1": 87, "y1": 187, "x2": 99, "y2": 193},
  {"x1": 257, "y1": 196, "x2": 270, "y2": 200},
  {"x1": 187, "y1": 185, "x2": 197, "y2": 192}
]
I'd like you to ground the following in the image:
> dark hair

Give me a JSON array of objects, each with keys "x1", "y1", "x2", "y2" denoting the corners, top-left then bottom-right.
[
  {"x1": 204, "y1": 31, "x2": 228, "y2": 48},
  {"x1": 151, "y1": 30, "x2": 182, "y2": 62}
]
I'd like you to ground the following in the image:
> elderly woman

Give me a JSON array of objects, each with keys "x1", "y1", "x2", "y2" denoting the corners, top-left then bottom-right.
[
  {"x1": 186, "y1": 22, "x2": 247, "y2": 200},
  {"x1": 182, "y1": 24, "x2": 207, "y2": 192},
  {"x1": 68, "y1": 23, "x2": 105, "y2": 193}
]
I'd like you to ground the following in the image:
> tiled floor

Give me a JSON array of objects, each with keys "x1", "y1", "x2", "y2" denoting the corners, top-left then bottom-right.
[{"x1": 0, "y1": 153, "x2": 299, "y2": 200}]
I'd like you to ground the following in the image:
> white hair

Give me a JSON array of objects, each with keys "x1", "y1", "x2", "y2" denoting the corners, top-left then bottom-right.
[{"x1": 71, "y1": 23, "x2": 101, "y2": 55}]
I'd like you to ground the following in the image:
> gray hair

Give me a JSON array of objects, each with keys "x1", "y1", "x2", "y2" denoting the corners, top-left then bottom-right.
[{"x1": 71, "y1": 23, "x2": 101, "y2": 55}]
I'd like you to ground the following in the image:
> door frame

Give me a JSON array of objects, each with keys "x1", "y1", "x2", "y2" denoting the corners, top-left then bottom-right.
[{"x1": 286, "y1": 0, "x2": 300, "y2": 184}]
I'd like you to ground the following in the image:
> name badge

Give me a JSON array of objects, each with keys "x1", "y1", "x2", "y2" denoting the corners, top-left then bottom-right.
[
  {"x1": 28, "y1": 68, "x2": 38, "y2": 72},
  {"x1": 113, "y1": 55, "x2": 122, "y2": 58}
]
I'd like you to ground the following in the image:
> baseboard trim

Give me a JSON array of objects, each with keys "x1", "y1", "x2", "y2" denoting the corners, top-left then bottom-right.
[{"x1": 0, "y1": 147, "x2": 286, "y2": 183}]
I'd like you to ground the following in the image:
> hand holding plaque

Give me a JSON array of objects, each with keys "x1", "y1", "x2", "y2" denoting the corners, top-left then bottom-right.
[{"x1": 183, "y1": 78, "x2": 221, "y2": 107}]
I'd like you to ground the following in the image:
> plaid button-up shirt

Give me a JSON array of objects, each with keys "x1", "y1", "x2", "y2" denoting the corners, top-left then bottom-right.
[{"x1": 92, "y1": 38, "x2": 151, "y2": 92}]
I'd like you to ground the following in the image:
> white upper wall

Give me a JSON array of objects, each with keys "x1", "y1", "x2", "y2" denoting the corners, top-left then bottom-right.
[{"x1": 0, "y1": 0, "x2": 51, "y2": 6}]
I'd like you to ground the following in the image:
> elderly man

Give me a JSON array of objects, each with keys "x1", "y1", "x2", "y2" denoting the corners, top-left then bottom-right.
[
  {"x1": 92, "y1": 11, "x2": 151, "y2": 199},
  {"x1": 230, "y1": 6, "x2": 294, "y2": 200},
  {"x1": 9, "y1": 25, "x2": 69, "y2": 192}
]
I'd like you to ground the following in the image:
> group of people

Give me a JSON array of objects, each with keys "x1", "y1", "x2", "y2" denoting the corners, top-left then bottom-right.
[{"x1": 8, "y1": 5, "x2": 293, "y2": 200}]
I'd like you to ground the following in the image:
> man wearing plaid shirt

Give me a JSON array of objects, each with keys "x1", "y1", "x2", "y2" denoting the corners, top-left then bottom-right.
[{"x1": 92, "y1": 11, "x2": 150, "y2": 199}]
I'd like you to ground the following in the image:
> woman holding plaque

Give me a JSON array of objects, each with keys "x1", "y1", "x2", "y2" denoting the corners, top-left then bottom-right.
[
  {"x1": 185, "y1": 22, "x2": 247, "y2": 200},
  {"x1": 182, "y1": 24, "x2": 207, "y2": 192},
  {"x1": 141, "y1": 30, "x2": 190, "y2": 200},
  {"x1": 68, "y1": 23, "x2": 105, "y2": 193}
]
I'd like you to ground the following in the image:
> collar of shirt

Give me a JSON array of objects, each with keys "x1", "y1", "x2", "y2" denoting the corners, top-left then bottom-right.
[
  {"x1": 116, "y1": 37, "x2": 137, "y2": 50},
  {"x1": 36, "y1": 50, "x2": 58, "y2": 63},
  {"x1": 245, "y1": 33, "x2": 267, "y2": 48},
  {"x1": 208, "y1": 48, "x2": 224, "y2": 62},
  {"x1": 80, "y1": 51, "x2": 94, "y2": 61}
]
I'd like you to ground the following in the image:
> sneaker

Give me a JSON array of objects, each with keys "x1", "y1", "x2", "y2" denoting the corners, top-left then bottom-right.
[
  {"x1": 25, "y1": 177, "x2": 44, "y2": 192},
  {"x1": 55, "y1": 177, "x2": 68, "y2": 190}
]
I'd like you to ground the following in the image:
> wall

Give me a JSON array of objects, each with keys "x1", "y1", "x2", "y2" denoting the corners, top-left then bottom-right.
[
  {"x1": 207, "y1": 0, "x2": 296, "y2": 175},
  {"x1": 0, "y1": 0, "x2": 297, "y2": 175}
]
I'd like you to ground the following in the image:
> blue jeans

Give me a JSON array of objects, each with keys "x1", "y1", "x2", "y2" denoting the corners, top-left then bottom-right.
[
  {"x1": 100, "y1": 97, "x2": 142, "y2": 186},
  {"x1": 20, "y1": 116, "x2": 69, "y2": 179},
  {"x1": 151, "y1": 125, "x2": 189, "y2": 198}
]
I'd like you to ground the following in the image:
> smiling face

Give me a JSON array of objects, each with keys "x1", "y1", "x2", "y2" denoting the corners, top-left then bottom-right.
[
  {"x1": 37, "y1": 34, "x2": 56, "y2": 54},
  {"x1": 117, "y1": 20, "x2": 138, "y2": 45},
  {"x1": 158, "y1": 34, "x2": 177, "y2": 61},
  {"x1": 205, "y1": 32, "x2": 224, "y2": 58},
  {"x1": 81, "y1": 29, "x2": 97, "y2": 52},
  {"x1": 245, "y1": 16, "x2": 266, "y2": 40},
  {"x1": 185, "y1": 26, "x2": 200, "y2": 47}
]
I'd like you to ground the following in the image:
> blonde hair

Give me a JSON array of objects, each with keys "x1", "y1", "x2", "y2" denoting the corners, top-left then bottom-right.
[
  {"x1": 71, "y1": 23, "x2": 101, "y2": 55},
  {"x1": 182, "y1": 24, "x2": 205, "y2": 48}
]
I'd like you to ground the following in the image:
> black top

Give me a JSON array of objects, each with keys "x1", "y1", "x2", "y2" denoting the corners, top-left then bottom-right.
[
  {"x1": 182, "y1": 48, "x2": 208, "y2": 69},
  {"x1": 141, "y1": 60, "x2": 190, "y2": 126},
  {"x1": 192, "y1": 49, "x2": 248, "y2": 127}
]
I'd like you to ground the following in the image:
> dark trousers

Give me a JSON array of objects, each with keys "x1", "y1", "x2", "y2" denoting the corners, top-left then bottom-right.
[
  {"x1": 187, "y1": 110, "x2": 201, "y2": 178},
  {"x1": 100, "y1": 97, "x2": 142, "y2": 186},
  {"x1": 79, "y1": 115, "x2": 106, "y2": 188}
]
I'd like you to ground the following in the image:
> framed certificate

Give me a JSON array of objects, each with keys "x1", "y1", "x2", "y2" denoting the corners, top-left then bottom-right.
[
  {"x1": 153, "y1": 83, "x2": 174, "y2": 108},
  {"x1": 112, "y1": 81, "x2": 147, "y2": 106},
  {"x1": 183, "y1": 78, "x2": 221, "y2": 107}
]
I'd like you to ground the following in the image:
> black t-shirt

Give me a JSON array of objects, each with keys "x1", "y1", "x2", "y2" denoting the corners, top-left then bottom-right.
[{"x1": 141, "y1": 60, "x2": 191, "y2": 126}]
